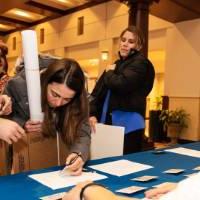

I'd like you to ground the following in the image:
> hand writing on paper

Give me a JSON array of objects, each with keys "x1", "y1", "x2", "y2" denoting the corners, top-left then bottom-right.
[
  {"x1": 64, "y1": 152, "x2": 84, "y2": 176},
  {"x1": 89, "y1": 116, "x2": 97, "y2": 133},
  {"x1": 24, "y1": 120, "x2": 42, "y2": 133}
]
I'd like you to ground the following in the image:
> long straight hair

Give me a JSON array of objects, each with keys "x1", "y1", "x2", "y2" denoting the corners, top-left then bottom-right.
[{"x1": 41, "y1": 58, "x2": 89, "y2": 145}]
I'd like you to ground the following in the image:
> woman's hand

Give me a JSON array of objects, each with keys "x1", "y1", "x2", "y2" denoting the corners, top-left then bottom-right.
[
  {"x1": 24, "y1": 120, "x2": 42, "y2": 133},
  {"x1": 0, "y1": 95, "x2": 12, "y2": 116},
  {"x1": 105, "y1": 64, "x2": 116, "y2": 72},
  {"x1": 65, "y1": 153, "x2": 84, "y2": 176},
  {"x1": 63, "y1": 181, "x2": 92, "y2": 200},
  {"x1": 89, "y1": 116, "x2": 97, "y2": 133},
  {"x1": 0, "y1": 118, "x2": 25, "y2": 144},
  {"x1": 145, "y1": 183, "x2": 177, "y2": 199}
]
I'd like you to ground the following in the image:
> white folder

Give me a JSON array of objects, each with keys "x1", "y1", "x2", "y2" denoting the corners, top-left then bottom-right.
[{"x1": 90, "y1": 123, "x2": 125, "y2": 159}]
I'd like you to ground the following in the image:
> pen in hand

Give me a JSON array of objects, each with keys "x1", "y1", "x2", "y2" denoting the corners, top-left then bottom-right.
[
  {"x1": 60, "y1": 152, "x2": 81, "y2": 176},
  {"x1": 67, "y1": 152, "x2": 81, "y2": 166}
]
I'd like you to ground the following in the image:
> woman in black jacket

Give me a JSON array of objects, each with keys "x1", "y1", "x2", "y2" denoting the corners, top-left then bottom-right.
[{"x1": 89, "y1": 26, "x2": 155, "y2": 154}]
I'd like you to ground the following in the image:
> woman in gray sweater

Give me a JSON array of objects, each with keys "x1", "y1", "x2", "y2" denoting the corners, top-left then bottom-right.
[{"x1": 4, "y1": 58, "x2": 91, "y2": 175}]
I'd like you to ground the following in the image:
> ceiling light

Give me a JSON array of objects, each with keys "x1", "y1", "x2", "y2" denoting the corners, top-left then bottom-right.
[
  {"x1": 14, "y1": 10, "x2": 31, "y2": 18},
  {"x1": 0, "y1": 24, "x2": 15, "y2": 31},
  {"x1": 57, "y1": 0, "x2": 67, "y2": 2},
  {"x1": 2, "y1": 8, "x2": 46, "y2": 22}
]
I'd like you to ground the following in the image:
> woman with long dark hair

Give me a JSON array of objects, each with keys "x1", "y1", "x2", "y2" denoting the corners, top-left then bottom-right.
[{"x1": 4, "y1": 58, "x2": 91, "y2": 175}]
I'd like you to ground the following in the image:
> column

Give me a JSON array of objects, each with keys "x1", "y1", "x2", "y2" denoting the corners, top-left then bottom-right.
[{"x1": 125, "y1": 0, "x2": 158, "y2": 56}]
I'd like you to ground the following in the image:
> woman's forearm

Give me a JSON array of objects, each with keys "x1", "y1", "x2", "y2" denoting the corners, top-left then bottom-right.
[{"x1": 84, "y1": 186, "x2": 133, "y2": 200}]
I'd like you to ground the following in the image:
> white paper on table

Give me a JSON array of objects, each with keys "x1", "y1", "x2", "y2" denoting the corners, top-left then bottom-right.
[
  {"x1": 193, "y1": 166, "x2": 200, "y2": 170},
  {"x1": 131, "y1": 175, "x2": 158, "y2": 182},
  {"x1": 88, "y1": 159, "x2": 153, "y2": 177},
  {"x1": 91, "y1": 123, "x2": 124, "y2": 159},
  {"x1": 116, "y1": 185, "x2": 147, "y2": 194},
  {"x1": 40, "y1": 192, "x2": 66, "y2": 200},
  {"x1": 163, "y1": 168, "x2": 184, "y2": 174},
  {"x1": 165, "y1": 147, "x2": 200, "y2": 158},
  {"x1": 29, "y1": 170, "x2": 107, "y2": 190}
]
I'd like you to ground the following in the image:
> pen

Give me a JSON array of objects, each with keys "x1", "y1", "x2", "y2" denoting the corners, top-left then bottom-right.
[
  {"x1": 66, "y1": 152, "x2": 82, "y2": 166},
  {"x1": 60, "y1": 152, "x2": 81, "y2": 176}
]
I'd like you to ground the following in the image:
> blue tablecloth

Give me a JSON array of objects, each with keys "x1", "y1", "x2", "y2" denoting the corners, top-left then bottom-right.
[{"x1": 1, "y1": 142, "x2": 200, "y2": 200}]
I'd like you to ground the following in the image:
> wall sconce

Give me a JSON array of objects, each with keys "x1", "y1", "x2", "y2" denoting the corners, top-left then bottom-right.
[{"x1": 101, "y1": 51, "x2": 109, "y2": 61}]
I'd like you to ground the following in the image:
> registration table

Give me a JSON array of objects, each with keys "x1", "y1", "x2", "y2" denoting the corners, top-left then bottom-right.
[{"x1": 1, "y1": 142, "x2": 200, "y2": 200}]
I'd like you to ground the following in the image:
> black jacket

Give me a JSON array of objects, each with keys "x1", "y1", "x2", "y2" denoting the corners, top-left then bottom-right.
[{"x1": 90, "y1": 50, "x2": 155, "y2": 120}]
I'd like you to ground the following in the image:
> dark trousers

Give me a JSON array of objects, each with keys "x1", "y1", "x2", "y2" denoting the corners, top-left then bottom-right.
[{"x1": 123, "y1": 129, "x2": 143, "y2": 155}]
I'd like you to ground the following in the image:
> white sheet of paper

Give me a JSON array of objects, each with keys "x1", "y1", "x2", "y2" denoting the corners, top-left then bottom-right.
[
  {"x1": 165, "y1": 147, "x2": 200, "y2": 158},
  {"x1": 90, "y1": 123, "x2": 124, "y2": 159},
  {"x1": 184, "y1": 173, "x2": 198, "y2": 177},
  {"x1": 88, "y1": 159, "x2": 153, "y2": 176},
  {"x1": 163, "y1": 169, "x2": 184, "y2": 174},
  {"x1": 132, "y1": 175, "x2": 158, "y2": 182},
  {"x1": 40, "y1": 192, "x2": 66, "y2": 200},
  {"x1": 29, "y1": 171, "x2": 107, "y2": 190},
  {"x1": 193, "y1": 166, "x2": 200, "y2": 170},
  {"x1": 116, "y1": 186, "x2": 147, "y2": 194}
]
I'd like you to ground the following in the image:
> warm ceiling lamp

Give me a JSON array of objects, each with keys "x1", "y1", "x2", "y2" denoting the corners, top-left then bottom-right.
[
  {"x1": 57, "y1": 0, "x2": 68, "y2": 2},
  {"x1": 15, "y1": 10, "x2": 31, "y2": 18},
  {"x1": 54, "y1": 0, "x2": 87, "y2": 6},
  {"x1": 0, "y1": 24, "x2": 15, "y2": 31},
  {"x1": 32, "y1": 0, "x2": 73, "y2": 10},
  {"x1": 2, "y1": 8, "x2": 46, "y2": 22}
]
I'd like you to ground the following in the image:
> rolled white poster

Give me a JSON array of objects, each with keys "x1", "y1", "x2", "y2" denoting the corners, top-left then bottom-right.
[{"x1": 21, "y1": 30, "x2": 43, "y2": 121}]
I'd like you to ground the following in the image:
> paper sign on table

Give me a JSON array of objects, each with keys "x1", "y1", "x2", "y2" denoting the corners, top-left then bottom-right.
[
  {"x1": 193, "y1": 166, "x2": 200, "y2": 170},
  {"x1": 163, "y1": 169, "x2": 184, "y2": 174},
  {"x1": 40, "y1": 192, "x2": 66, "y2": 200},
  {"x1": 116, "y1": 186, "x2": 146, "y2": 194},
  {"x1": 165, "y1": 147, "x2": 200, "y2": 158},
  {"x1": 88, "y1": 159, "x2": 153, "y2": 176},
  {"x1": 29, "y1": 171, "x2": 107, "y2": 190},
  {"x1": 132, "y1": 175, "x2": 158, "y2": 182}
]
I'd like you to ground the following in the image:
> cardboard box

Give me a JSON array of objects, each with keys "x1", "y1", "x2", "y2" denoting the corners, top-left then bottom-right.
[
  {"x1": 13, "y1": 132, "x2": 69, "y2": 173},
  {"x1": 0, "y1": 140, "x2": 9, "y2": 176}
]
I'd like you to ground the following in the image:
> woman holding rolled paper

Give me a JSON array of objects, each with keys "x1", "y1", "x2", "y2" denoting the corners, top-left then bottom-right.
[
  {"x1": 4, "y1": 58, "x2": 91, "y2": 175},
  {"x1": 89, "y1": 26, "x2": 155, "y2": 154}
]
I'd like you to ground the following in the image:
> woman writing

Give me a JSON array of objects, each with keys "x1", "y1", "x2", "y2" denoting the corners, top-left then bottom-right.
[{"x1": 4, "y1": 58, "x2": 91, "y2": 175}]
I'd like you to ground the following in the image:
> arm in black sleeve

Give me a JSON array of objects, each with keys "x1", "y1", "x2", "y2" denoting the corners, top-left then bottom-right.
[
  {"x1": 104, "y1": 59, "x2": 148, "y2": 95},
  {"x1": 89, "y1": 72, "x2": 107, "y2": 119}
]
